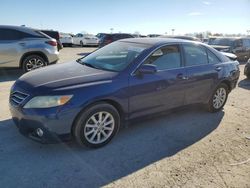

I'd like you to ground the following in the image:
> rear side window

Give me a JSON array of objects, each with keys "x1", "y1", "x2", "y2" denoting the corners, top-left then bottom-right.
[
  {"x1": 207, "y1": 50, "x2": 220, "y2": 64},
  {"x1": 145, "y1": 45, "x2": 181, "y2": 70},
  {"x1": 183, "y1": 44, "x2": 208, "y2": 66},
  {"x1": 0, "y1": 29, "x2": 23, "y2": 40}
]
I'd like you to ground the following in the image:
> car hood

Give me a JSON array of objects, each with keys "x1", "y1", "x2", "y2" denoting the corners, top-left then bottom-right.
[{"x1": 16, "y1": 61, "x2": 117, "y2": 93}]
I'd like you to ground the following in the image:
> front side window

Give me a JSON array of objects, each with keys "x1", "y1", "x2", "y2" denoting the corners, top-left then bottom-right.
[
  {"x1": 183, "y1": 44, "x2": 208, "y2": 66},
  {"x1": 145, "y1": 45, "x2": 181, "y2": 70},
  {"x1": 77, "y1": 41, "x2": 150, "y2": 72}
]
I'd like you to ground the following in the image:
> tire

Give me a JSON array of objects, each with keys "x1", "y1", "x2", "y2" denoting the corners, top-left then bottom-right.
[
  {"x1": 73, "y1": 103, "x2": 120, "y2": 148},
  {"x1": 207, "y1": 83, "x2": 229, "y2": 113},
  {"x1": 80, "y1": 41, "x2": 84, "y2": 47},
  {"x1": 22, "y1": 55, "x2": 47, "y2": 72}
]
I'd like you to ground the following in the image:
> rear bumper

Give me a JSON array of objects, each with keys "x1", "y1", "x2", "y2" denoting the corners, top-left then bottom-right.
[
  {"x1": 47, "y1": 52, "x2": 59, "y2": 65},
  {"x1": 244, "y1": 64, "x2": 250, "y2": 76}
]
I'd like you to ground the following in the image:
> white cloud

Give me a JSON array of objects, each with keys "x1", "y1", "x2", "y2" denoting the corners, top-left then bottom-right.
[
  {"x1": 188, "y1": 12, "x2": 203, "y2": 16},
  {"x1": 203, "y1": 1, "x2": 211, "y2": 5}
]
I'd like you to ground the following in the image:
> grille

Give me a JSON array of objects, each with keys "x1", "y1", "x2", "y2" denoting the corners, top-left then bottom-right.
[{"x1": 10, "y1": 91, "x2": 29, "y2": 106}]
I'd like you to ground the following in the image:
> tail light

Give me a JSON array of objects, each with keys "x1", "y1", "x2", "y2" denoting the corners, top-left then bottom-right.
[{"x1": 46, "y1": 40, "x2": 57, "y2": 46}]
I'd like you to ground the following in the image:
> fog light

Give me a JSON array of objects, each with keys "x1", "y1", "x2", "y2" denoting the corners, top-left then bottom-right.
[{"x1": 36, "y1": 128, "x2": 44, "y2": 137}]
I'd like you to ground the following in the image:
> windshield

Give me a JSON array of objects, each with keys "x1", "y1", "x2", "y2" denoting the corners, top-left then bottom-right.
[
  {"x1": 210, "y1": 38, "x2": 234, "y2": 46},
  {"x1": 78, "y1": 41, "x2": 150, "y2": 72}
]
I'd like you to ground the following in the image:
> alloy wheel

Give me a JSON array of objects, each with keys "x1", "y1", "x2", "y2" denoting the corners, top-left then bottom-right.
[
  {"x1": 84, "y1": 111, "x2": 115, "y2": 144},
  {"x1": 212, "y1": 87, "x2": 227, "y2": 109},
  {"x1": 25, "y1": 58, "x2": 45, "y2": 71}
]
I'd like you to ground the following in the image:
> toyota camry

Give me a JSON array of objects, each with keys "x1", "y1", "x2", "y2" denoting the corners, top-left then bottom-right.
[{"x1": 9, "y1": 38, "x2": 240, "y2": 148}]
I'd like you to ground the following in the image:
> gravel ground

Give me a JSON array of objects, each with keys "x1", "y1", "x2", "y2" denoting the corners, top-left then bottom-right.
[{"x1": 0, "y1": 47, "x2": 249, "y2": 188}]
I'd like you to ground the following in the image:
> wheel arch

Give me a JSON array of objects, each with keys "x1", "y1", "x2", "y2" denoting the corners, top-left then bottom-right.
[
  {"x1": 19, "y1": 51, "x2": 48, "y2": 68},
  {"x1": 220, "y1": 79, "x2": 231, "y2": 92},
  {"x1": 71, "y1": 99, "x2": 125, "y2": 136}
]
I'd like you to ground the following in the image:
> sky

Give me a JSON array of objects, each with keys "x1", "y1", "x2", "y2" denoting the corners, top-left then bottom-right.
[{"x1": 0, "y1": 0, "x2": 249, "y2": 35}]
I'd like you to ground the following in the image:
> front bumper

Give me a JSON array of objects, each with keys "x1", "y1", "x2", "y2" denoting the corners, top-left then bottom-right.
[{"x1": 9, "y1": 103, "x2": 76, "y2": 144}]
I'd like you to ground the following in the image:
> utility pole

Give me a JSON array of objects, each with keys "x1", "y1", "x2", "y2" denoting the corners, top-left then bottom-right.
[{"x1": 172, "y1": 29, "x2": 175, "y2": 35}]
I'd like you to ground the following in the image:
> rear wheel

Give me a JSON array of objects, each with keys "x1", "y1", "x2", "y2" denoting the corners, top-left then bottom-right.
[
  {"x1": 22, "y1": 55, "x2": 47, "y2": 72},
  {"x1": 247, "y1": 74, "x2": 250, "y2": 79},
  {"x1": 207, "y1": 83, "x2": 229, "y2": 112},
  {"x1": 73, "y1": 103, "x2": 120, "y2": 148},
  {"x1": 80, "y1": 41, "x2": 84, "y2": 47}
]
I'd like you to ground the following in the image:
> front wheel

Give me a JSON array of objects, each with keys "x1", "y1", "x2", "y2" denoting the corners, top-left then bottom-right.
[
  {"x1": 73, "y1": 103, "x2": 120, "y2": 148},
  {"x1": 207, "y1": 83, "x2": 229, "y2": 113}
]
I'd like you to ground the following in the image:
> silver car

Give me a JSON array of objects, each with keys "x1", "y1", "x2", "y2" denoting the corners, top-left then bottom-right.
[{"x1": 0, "y1": 25, "x2": 59, "y2": 72}]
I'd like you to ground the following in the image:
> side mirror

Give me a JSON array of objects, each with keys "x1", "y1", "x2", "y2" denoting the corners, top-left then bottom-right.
[{"x1": 138, "y1": 64, "x2": 157, "y2": 74}]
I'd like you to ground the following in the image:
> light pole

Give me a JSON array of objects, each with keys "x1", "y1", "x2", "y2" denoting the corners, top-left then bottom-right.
[
  {"x1": 172, "y1": 29, "x2": 175, "y2": 35},
  {"x1": 110, "y1": 28, "x2": 114, "y2": 33}
]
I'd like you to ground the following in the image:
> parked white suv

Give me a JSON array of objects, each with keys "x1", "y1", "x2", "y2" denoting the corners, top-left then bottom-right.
[
  {"x1": 0, "y1": 25, "x2": 59, "y2": 72},
  {"x1": 73, "y1": 33, "x2": 99, "y2": 47}
]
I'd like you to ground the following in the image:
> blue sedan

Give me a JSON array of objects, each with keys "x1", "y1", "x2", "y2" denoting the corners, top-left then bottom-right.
[{"x1": 9, "y1": 38, "x2": 240, "y2": 148}]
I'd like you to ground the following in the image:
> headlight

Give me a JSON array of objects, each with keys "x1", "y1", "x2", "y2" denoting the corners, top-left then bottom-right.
[{"x1": 24, "y1": 95, "x2": 73, "y2": 109}]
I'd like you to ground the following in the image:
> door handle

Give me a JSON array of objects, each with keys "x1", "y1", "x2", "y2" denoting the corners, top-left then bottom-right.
[
  {"x1": 177, "y1": 73, "x2": 189, "y2": 80},
  {"x1": 215, "y1": 66, "x2": 222, "y2": 71}
]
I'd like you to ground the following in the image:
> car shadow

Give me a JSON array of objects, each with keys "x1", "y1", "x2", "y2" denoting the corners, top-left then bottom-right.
[
  {"x1": 0, "y1": 107, "x2": 224, "y2": 187},
  {"x1": 0, "y1": 68, "x2": 23, "y2": 82},
  {"x1": 238, "y1": 78, "x2": 250, "y2": 90}
]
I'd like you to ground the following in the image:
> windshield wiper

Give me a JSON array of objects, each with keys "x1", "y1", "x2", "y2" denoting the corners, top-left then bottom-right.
[
  {"x1": 76, "y1": 59, "x2": 96, "y2": 68},
  {"x1": 76, "y1": 58, "x2": 83, "y2": 63}
]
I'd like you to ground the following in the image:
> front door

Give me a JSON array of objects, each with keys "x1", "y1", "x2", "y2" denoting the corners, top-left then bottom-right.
[
  {"x1": 0, "y1": 28, "x2": 21, "y2": 68},
  {"x1": 128, "y1": 44, "x2": 188, "y2": 119}
]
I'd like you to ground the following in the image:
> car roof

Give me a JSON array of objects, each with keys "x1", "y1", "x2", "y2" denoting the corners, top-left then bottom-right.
[
  {"x1": 0, "y1": 25, "x2": 34, "y2": 31},
  {"x1": 119, "y1": 37, "x2": 202, "y2": 46},
  {"x1": 0, "y1": 25, "x2": 43, "y2": 35},
  {"x1": 105, "y1": 33, "x2": 133, "y2": 36},
  {"x1": 213, "y1": 37, "x2": 250, "y2": 40}
]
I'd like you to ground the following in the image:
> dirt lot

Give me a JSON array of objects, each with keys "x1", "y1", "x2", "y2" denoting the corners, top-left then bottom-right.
[{"x1": 0, "y1": 47, "x2": 249, "y2": 188}]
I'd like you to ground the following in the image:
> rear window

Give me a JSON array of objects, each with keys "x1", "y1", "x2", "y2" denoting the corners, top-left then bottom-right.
[
  {"x1": 41, "y1": 30, "x2": 59, "y2": 40},
  {"x1": 35, "y1": 30, "x2": 51, "y2": 39}
]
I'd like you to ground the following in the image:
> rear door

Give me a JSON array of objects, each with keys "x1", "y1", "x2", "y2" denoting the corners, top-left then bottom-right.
[
  {"x1": 182, "y1": 43, "x2": 220, "y2": 104},
  {"x1": 0, "y1": 28, "x2": 23, "y2": 68},
  {"x1": 129, "y1": 44, "x2": 188, "y2": 119}
]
